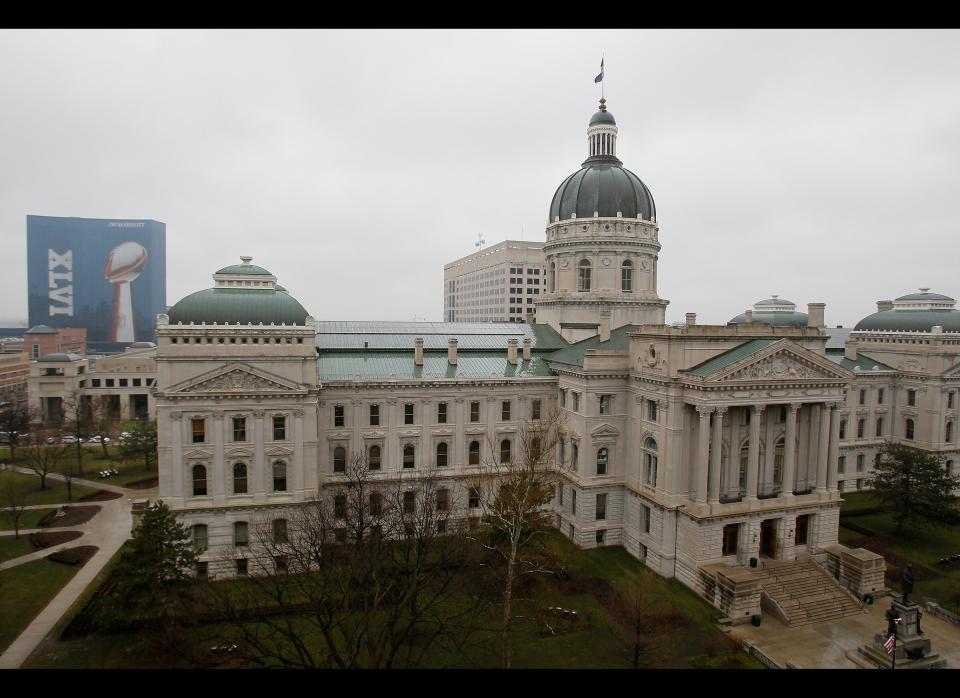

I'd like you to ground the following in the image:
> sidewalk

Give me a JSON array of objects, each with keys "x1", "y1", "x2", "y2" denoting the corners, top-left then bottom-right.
[
  {"x1": 0, "y1": 467, "x2": 154, "y2": 668},
  {"x1": 0, "y1": 530, "x2": 87, "y2": 572}
]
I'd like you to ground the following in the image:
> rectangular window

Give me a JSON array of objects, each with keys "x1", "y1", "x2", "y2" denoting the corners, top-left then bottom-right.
[
  {"x1": 469, "y1": 487, "x2": 480, "y2": 508},
  {"x1": 91, "y1": 379, "x2": 101, "y2": 387},
  {"x1": 559, "y1": 388, "x2": 567, "y2": 408},
  {"x1": 437, "y1": 402, "x2": 447, "y2": 424},
  {"x1": 370, "y1": 492, "x2": 382, "y2": 516},
  {"x1": 404, "y1": 403, "x2": 414, "y2": 425},
  {"x1": 859, "y1": 389, "x2": 866, "y2": 405},
  {"x1": 334, "y1": 495, "x2": 347, "y2": 519},
  {"x1": 949, "y1": 392, "x2": 956, "y2": 409},
  {"x1": 191, "y1": 418, "x2": 205, "y2": 443},
  {"x1": 838, "y1": 455, "x2": 846, "y2": 474},
  {"x1": 236, "y1": 558, "x2": 248, "y2": 576},
  {"x1": 642, "y1": 504, "x2": 651, "y2": 533},
  {"x1": 119, "y1": 378, "x2": 128, "y2": 387},
  {"x1": 722, "y1": 524, "x2": 738, "y2": 556},
  {"x1": 436, "y1": 488, "x2": 449, "y2": 512},
  {"x1": 370, "y1": 404, "x2": 380, "y2": 426},
  {"x1": 132, "y1": 378, "x2": 141, "y2": 387},
  {"x1": 196, "y1": 561, "x2": 208, "y2": 578},
  {"x1": 878, "y1": 388, "x2": 885, "y2": 405},
  {"x1": 595, "y1": 529, "x2": 605, "y2": 544},
  {"x1": 572, "y1": 392, "x2": 580, "y2": 412},
  {"x1": 857, "y1": 454, "x2": 865, "y2": 471},
  {"x1": 908, "y1": 389, "x2": 916, "y2": 407},
  {"x1": 334, "y1": 405, "x2": 344, "y2": 427},
  {"x1": 857, "y1": 419, "x2": 865, "y2": 438},
  {"x1": 273, "y1": 415, "x2": 286, "y2": 441},
  {"x1": 234, "y1": 521, "x2": 248, "y2": 547},
  {"x1": 233, "y1": 417, "x2": 246, "y2": 442},
  {"x1": 273, "y1": 519, "x2": 288, "y2": 544},
  {"x1": 403, "y1": 491, "x2": 416, "y2": 515},
  {"x1": 571, "y1": 489, "x2": 577, "y2": 515},
  {"x1": 470, "y1": 401, "x2": 480, "y2": 422},
  {"x1": 599, "y1": 395, "x2": 611, "y2": 415},
  {"x1": 192, "y1": 524, "x2": 208, "y2": 551},
  {"x1": 876, "y1": 417, "x2": 884, "y2": 437},
  {"x1": 647, "y1": 399, "x2": 658, "y2": 422},
  {"x1": 501, "y1": 401, "x2": 511, "y2": 421},
  {"x1": 596, "y1": 493, "x2": 607, "y2": 520},
  {"x1": 532, "y1": 399, "x2": 541, "y2": 420},
  {"x1": 105, "y1": 379, "x2": 114, "y2": 387}
]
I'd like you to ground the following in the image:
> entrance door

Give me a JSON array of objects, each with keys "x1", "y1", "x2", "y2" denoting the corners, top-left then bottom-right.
[
  {"x1": 760, "y1": 519, "x2": 777, "y2": 558},
  {"x1": 795, "y1": 515, "x2": 809, "y2": 546}
]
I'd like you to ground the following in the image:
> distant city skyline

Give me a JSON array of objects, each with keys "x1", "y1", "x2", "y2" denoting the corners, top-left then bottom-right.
[{"x1": 1, "y1": 29, "x2": 958, "y2": 328}]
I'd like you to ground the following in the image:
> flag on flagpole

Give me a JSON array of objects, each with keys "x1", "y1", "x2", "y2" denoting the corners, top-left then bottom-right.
[
  {"x1": 884, "y1": 633, "x2": 896, "y2": 655},
  {"x1": 594, "y1": 58, "x2": 604, "y2": 84}
]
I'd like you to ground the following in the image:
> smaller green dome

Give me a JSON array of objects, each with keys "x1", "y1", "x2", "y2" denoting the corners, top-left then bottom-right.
[
  {"x1": 589, "y1": 109, "x2": 616, "y2": 126},
  {"x1": 216, "y1": 263, "x2": 272, "y2": 276},
  {"x1": 168, "y1": 288, "x2": 309, "y2": 326}
]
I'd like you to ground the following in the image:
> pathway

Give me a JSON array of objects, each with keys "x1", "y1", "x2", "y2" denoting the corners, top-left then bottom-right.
[{"x1": 0, "y1": 466, "x2": 156, "y2": 669}]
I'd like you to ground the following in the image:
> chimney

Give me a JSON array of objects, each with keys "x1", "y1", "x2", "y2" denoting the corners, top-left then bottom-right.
[
  {"x1": 447, "y1": 338, "x2": 458, "y2": 365},
  {"x1": 685, "y1": 312, "x2": 697, "y2": 326},
  {"x1": 599, "y1": 310, "x2": 611, "y2": 343},
  {"x1": 507, "y1": 338, "x2": 518, "y2": 365},
  {"x1": 844, "y1": 339, "x2": 858, "y2": 361},
  {"x1": 877, "y1": 300, "x2": 894, "y2": 312},
  {"x1": 414, "y1": 337, "x2": 424, "y2": 366},
  {"x1": 744, "y1": 309, "x2": 753, "y2": 322},
  {"x1": 807, "y1": 303, "x2": 825, "y2": 328},
  {"x1": 522, "y1": 337, "x2": 532, "y2": 360}
]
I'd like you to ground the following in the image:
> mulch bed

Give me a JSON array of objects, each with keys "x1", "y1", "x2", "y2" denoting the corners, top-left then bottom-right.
[
  {"x1": 79, "y1": 490, "x2": 122, "y2": 502},
  {"x1": 47, "y1": 545, "x2": 98, "y2": 567},
  {"x1": 39, "y1": 505, "x2": 101, "y2": 528},
  {"x1": 29, "y1": 530, "x2": 83, "y2": 549},
  {"x1": 125, "y1": 477, "x2": 159, "y2": 489}
]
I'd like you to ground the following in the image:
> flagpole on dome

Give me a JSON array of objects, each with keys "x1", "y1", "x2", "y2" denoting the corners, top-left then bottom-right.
[{"x1": 594, "y1": 55, "x2": 605, "y2": 102}]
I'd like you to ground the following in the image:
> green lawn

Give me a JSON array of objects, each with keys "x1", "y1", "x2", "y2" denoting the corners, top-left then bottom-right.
[
  {"x1": 838, "y1": 491, "x2": 887, "y2": 514},
  {"x1": 0, "y1": 508, "x2": 57, "y2": 532},
  {"x1": 0, "y1": 558, "x2": 80, "y2": 653},
  {"x1": 0, "y1": 535, "x2": 35, "y2": 563},
  {"x1": 0, "y1": 470, "x2": 98, "y2": 504},
  {"x1": 0, "y1": 446, "x2": 157, "y2": 489},
  {"x1": 25, "y1": 535, "x2": 763, "y2": 669}
]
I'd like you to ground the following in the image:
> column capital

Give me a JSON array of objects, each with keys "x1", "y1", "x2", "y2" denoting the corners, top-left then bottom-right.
[
  {"x1": 751, "y1": 403, "x2": 766, "y2": 415},
  {"x1": 714, "y1": 406, "x2": 729, "y2": 417},
  {"x1": 253, "y1": 409, "x2": 265, "y2": 418},
  {"x1": 169, "y1": 411, "x2": 182, "y2": 420},
  {"x1": 696, "y1": 405, "x2": 714, "y2": 417},
  {"x1": 789, "y1": 402, "x2": 802, "y2": 413}
]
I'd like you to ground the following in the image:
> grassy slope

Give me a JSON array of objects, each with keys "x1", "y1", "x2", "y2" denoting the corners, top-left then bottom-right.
[
  {"x1": 0, "y1": 508, "x2": 58, "y2": 532},
  {"x1": 0, "y1": 535, "x2": 35, "y2": 563},
  {"x1": 0, "y1": 470, "x2": 97, "y2": 504},
  {"x1": 0, "y1": 558, "x2": 80, "y2": 653}
]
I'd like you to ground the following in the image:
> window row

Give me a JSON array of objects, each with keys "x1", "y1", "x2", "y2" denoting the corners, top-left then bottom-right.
[
  {"x1": 170, "y1": 336, "x2": 305, "y2": 345},
  {"x1": 546, "y1": 259, "x2": 640, "y2": 294},
  {"x1": 192, "y1": 415, "x2": 288, "y2": 444},
  {"x1": 191, "y1": 461, "x2": 288, "y2": 496},
  {"x1": 332, "y1": 439, "x2": 525, "y2": 471},
  {"x1": 333, "y1": 399, "x2": 542, "y2": 427}
]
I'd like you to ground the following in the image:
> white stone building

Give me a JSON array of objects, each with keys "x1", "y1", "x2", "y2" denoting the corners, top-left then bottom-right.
[
  {"x1": 154, "y1": 98, "x2": 958, "y2": 619},
  {"x1": 443, "y1": 240, "x2": 545, "y2": 323}
]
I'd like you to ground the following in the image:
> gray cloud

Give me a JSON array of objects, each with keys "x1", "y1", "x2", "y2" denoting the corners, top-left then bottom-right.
[{"x1": 1, "y1": 29, "x2": 958, "y2": 329}]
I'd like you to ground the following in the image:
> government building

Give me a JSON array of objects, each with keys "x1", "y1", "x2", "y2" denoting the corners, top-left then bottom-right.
[{"x1": 153, "y1": 97, "x2": 960, "y2": 623}]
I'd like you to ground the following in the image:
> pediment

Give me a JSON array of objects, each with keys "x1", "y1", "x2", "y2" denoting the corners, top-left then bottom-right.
[
  {"x1": 944, "y1": 361, "x2": 960, "y2": 377},
  {"x1": 184, "y1": 449, "x2": 212, "y2": 460},
  {"x1": 591, "y1": 423, "x2": 621, "y2": 437},
  {"x1": 266, "y1": 446, "x2": 293, "y2": 457},
  {"x1": 707, "y1": 342, "x2": 851, "y2": 384},
  {"x1": 167, "y1": 363, "x2": 305, "y2": 395},
  {"x1": 225, "y1": 447, "x2": 254, "y2": 458}
]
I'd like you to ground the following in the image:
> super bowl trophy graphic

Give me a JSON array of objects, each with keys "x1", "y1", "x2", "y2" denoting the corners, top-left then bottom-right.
[{"x1": 104, "y1": 241, "x2": 148, "y2": 342}]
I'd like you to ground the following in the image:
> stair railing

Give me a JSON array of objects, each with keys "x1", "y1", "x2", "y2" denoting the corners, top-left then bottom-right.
[{"x1": 808, "y1": 554, "x2": 864, "y2": 609}]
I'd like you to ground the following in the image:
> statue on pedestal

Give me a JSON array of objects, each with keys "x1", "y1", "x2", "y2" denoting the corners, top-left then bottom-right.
[{"x1": 901, "y1": 564, "x2": 915, "y2": 604}]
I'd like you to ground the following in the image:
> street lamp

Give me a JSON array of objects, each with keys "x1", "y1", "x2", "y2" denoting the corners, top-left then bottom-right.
[{"x1": 891, "y1": 616, "x2": 903, "y2": 670}]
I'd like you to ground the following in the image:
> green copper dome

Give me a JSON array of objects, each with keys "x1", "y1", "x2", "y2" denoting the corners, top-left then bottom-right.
[
  {"x1": 589, "y1": 109, "x2": 617, "y2": 126},
  {"x1": 854, "y1": 310, "x2": 960, "y2": 332},
  {"x1": 216, "y1": 263, "x2": 272, "y2": 276},
  {"x1": 167, "y1": 288, "x2": 309, "y2": 325},
  {"x1": 549, "y1": 161, "x2": 655, "y2": 221}
]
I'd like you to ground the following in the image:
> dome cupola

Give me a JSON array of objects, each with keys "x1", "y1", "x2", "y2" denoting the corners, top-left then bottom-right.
[
  {"x1": 728, "y1": 295, "x2": 809, "y2": 327},
  {"x1": 854, "y1": 288, "x2": 960, "y2": 332}
]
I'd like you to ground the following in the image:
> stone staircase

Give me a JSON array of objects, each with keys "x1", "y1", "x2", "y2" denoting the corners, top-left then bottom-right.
[{"x1": 757, "y1": 558, "x2": 862, "y2": 627}]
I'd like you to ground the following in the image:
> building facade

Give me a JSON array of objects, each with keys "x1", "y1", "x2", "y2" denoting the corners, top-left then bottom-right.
[
  {"x1": 443, "y1": 240, "x2": 545, "y2": 323},
  {"x1": 154, "y1": 98, "x2": 956, "y2": 618}
]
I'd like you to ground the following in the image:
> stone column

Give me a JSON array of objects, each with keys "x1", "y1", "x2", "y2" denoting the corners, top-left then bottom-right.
[
  {"x1": 212, "y1": 413, "x2": 225, "y2": 505},
  {"x1": 254, "y1": 410, "x2": 266, "y2": 501},
  {"x1": 827, "y1": 404, "x2": 841, "y2": 492},
  {"x1": 817, "y1": 402, "x2": 831, "y2": 493},
  {"x1": 782, "y1": 403, "x2": 800, "y2": 497},
  {"x1": 293, "y1": 408, "x2": 304, "y2": 496},
  {"x1": 169, "y1": 411, "x2": 183, "y2": 500},
  {"x1": 695, "y1": 406, "x2": 712, "y2": 503},
  {"x1": 728, "y1": 408, "x2": 740, "y2": 496},
  {"x1": 709, "y1": 407, "x2": 726, "y2": 504},
  {"x1": 745, "y1": 404, "x2": 764, "y2": 502}
]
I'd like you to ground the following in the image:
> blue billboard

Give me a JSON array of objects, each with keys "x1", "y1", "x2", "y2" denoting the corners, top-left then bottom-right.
[{"x1": 27, "y1": 215, "x2": 166, "y2": 346}]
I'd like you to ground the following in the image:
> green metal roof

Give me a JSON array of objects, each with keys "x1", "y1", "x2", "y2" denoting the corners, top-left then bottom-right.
[
  {"x1": 854, "y1": 309, "x2": 960, "y2": 333},
  {"x1": 318, "y1": 352, "x2": 556, "y2": 381},
  {"x1": 728, "y1": 311, "x2": 809, "y2": 327},
  {"x1": 549, "y1": 161, "x2": 655, "y2": 222},
  {"x1": 895, "y1": 291, "x2": 954, "y2": 302},
  {"x1": 589, "y1": 109, "x2": 617, "y2": 126},
  {"x1": 315, "y1": 321, "x2": 567, "y2": 352},
  {"x1": 546, "y1": 324, "x2": 638, "y2": 368},
  {"x1": 167, "y1": 288, "x2": 309, "y2": 325},
  {"x1": 824, "y1": 350, "x2": 895, "y2": 372},
  {"x1": 26, "y1": 325, "x2": 58, "y2": 334},
  {"x1": 685, "y1": 339, "x2": 778, "y2": 378},
  {"x1": 216, "y1": 264, "x2": 272, "y2": 276}
]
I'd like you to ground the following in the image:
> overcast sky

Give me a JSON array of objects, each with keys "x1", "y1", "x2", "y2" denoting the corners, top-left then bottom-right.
[{"x1": 1, "y1": 29, "x2": 958, "y2": 329}]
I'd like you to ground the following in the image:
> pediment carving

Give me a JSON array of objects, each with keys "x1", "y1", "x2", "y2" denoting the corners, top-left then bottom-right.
[
  {"x1": 710, "y1": 345, "x2": 849, "y2": 383},
  {"x1": 591, "y1": 423, "x2": 621, "y2": 437},
  {"x1": 729, "y1": 354, "x2": 822, "y2": 380},
  {"x1": 169, "y1": 363, "x2": 303, "y2": 396}
]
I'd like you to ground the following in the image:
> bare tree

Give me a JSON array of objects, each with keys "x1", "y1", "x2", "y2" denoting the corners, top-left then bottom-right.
[
  {"x1": 88, "y1": 395, "x2": 120, "y2": 458},
  {"x1": 61, "y1": 388, "x2": 91, "y2": 475},
  {"x1": 614, "y1": 570, "x2": 671, "y2": 669},
  {"x1": 0, "y1": 391, "x2": 34, "y2": 463},
  {"x1": 202, "y1": 455, "x2": 482, "y2": 668},
  {"x1": 0, "y1": 474, "x2": 31, "y2": 538},
  {"x1": 467, "y1": 408, "x2": 566, "y2": 669},
  {"x1": 22, "y1": 427, "x2": 69, "y2": 490}
]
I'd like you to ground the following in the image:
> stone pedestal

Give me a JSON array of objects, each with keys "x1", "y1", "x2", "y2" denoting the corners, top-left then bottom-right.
[{"x1": 857, "y1": 599, "x2": 947, "y2": 669}]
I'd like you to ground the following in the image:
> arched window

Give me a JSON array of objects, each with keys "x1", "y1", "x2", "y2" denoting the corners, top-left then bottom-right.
[
  {"x1": 192, "y1": 464, "x2": 207, "y2": 496},
  {"x1": 548, "y1": 261, "x2": 556, "y2": 293},
  {"x1": 233, "y1": 462, "x2": 247, "y2": 494},
  {"x1": 739, "y1": 442, "x2": 749, "y2": 494},
  {"x1": 334, "y1": 446, "x2": 346, "y2": 473},
  {"x1": 273, "y1": 460, "x2": 287, "y2": 492},
  {"x1": 946, "y1": 421, "x2": 954, "y2": 443},
  {"x1": 773, "y1": 438, "x2": 785, "y2": 488},
  {"x1": 906, "y1": 419, "x2": 915, "y2": 441},
  {"x1": 403, "y1": 444, "x2": 415, "y2": 469},
  {"x1": 436, "y1": 442, "x2": 448, "y2": 468},
  {"x1": 643, "y1": 438, "x2": 658, "y2": 486},
  {"x1": 577, "y1": 259, "x2": 591, "y2": 292},
  {"x1": 369, "y1": 445, "x2": 381, "y2": 470},
  {"x1": 597, "y1": 447, "x2": 608, "y2": 475},
  {"x1": 621, "y1": 260, "x2": 633, "y2": 293},
  {"x1": 469, "y1": 440, "x2": 480, "y2": 465},
  {"x1": 500, "y1": 439, "x2": 512, "y2": 463}
]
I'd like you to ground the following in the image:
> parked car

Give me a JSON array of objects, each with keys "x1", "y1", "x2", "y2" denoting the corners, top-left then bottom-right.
[
  {"x1": 61, "y1": 435, "x2": 87, "y2": 444},
  {"x1": 88, "y1": 435, "x2": 112, "y2": 444}
]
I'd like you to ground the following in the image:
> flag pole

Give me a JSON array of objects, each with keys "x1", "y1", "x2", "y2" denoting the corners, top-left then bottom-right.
[{"x1": 601, "y1": 53, "x2": 605, "y2": 101}]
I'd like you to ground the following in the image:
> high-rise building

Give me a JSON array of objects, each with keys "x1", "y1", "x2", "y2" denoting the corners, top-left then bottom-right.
[
  {"x1": 443, "y1": 240, "x2": 545, "y2": 323},
  {"x1": 26, "y1": 215, "x2": 166, "y2": 352}
]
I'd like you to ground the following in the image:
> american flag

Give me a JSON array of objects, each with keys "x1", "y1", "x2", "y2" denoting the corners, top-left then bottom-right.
[{"x1": 884, "y1": 633, "x2": 896, "y2": 655}]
